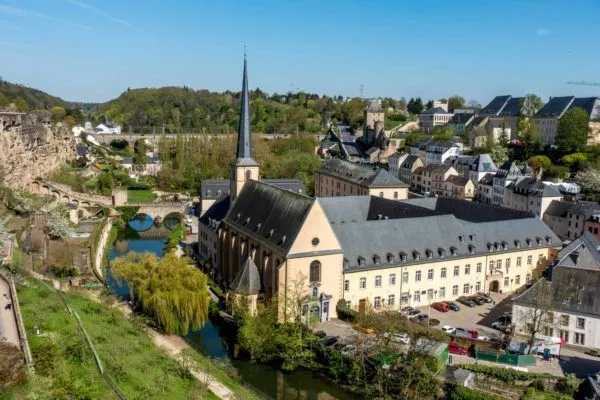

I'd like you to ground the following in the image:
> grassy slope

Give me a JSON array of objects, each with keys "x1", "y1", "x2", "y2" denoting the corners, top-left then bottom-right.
[
  {"x1": 127, "y1": 189, "x2": 157, "y2": 202},
  {"x1": 11, "y1": 281, "x2": 210, "y2": 400}
]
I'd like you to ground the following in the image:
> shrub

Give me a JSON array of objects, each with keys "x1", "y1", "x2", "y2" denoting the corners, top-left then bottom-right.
[
  {"x1": 530, "y1": 379, "x2": 545, "y2": 392},
  {"x1": 456, "y1": 364, "x2": 554, "y2": 383},
  {"x1": 555, "y1": 374, "x2": 579, "y2": 396},
  {"x1": 335, "y1": 299, "x2": 357, "y2": 323},
  {"x1": 447, "y1": 384, "x2": 502, "y2": 400}
]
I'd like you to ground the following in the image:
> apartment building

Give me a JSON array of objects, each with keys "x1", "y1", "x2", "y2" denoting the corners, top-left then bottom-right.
[
  {"x1": 443, "y1": 176, "x2": 475, "y2": 200},
  {"x1": 388, "y1": 152, "x2": 409, "y2": 176},
  {"x1": 419, "y1": 107, "x2": 454, "y2": 132},
  {"x1": 480, "y1": 95, "x2": 524, "y2": 138},
  {"x1": 411, "y1": 164, "x2": 458, "y2": 195},
  {"x1": 533, "y1": 96, "x2": 600, "y2": 145},
  {"x1": 543, "y1": 200, "x2": 600, "y2": 241},
  {"x1": 504, "y1": 177, "x2": 563, "y2": 218},
  {"x1": 398, "y1": 155, "x2": 424, "y2": 187}
]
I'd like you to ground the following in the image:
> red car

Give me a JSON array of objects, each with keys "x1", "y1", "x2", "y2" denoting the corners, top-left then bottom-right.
[
  {"x1": 431, "y1": 302, "x2": 450, "y2": 312},
  {"x1": 448, "y1": 341, "x2": 468, "y2": 355}
]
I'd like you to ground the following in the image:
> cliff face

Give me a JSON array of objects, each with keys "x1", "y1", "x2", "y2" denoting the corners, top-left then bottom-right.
[{"x1": 0, "y1": 116, "x2": 76, "y2": 189}]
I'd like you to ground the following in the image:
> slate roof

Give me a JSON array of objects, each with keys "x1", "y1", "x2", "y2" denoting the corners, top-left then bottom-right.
[
  {"x1": 421, "y1": 107, "x2": 452, "y2": 115},
  {"x1": 400, "y1": 155, "x2": 422, "y2": 169},
  {"x1": 571, "y1": 97, "x2": 600, "y2": 120},
  {"x1": 414, "y1": 164, "x2": 455, "y2": 174},
  {"x1": 469, "y1": 154, "x2": 497, "y2": 173},
  {"x1": 472, "y1": 116, "x2": 488, "y2": 127},
  {"x1": 478, "y1": 173, "x2": 494, "y2": 186},
  {"x1": 498, "y1": 97, "x2": 524, "y2": 117},
  {"x1": 445, "y1": 175, "x2": 472, "y2": 187},
  {"x1": 510, "y1": 177, "x2": 562, "y2": 197},
  {"x1": 481, "y1": 95, "x2": 511, "y2": 116},
  {"x1": 234, "y1": 54, "x2": 259, "y2": 167},
  {"x1": 543, "y1": 200, "x2": 574, "y2": 217},
  {"x1": 366, "y1": 99, "x2": 383, "y2": 113},
  {"x1": 200, "y1": 179, "x2": 304, "y2": 200},
  {"x1": 223, "y1": 180, "x2": 314, "y2": 253},
  {"x1": 229, "y1": 256, "x2": 261, "y2": 295},
  {"x1": 317, "y1": 159, "x2": 408, "y2": 188},
  {"x1": 199, "y1": 195, "x2": 230, "y2": 229},
  {"x1": 403, "y1": 197, "x2": 535, "y2": 222},
  {"x1": 449, "y1": 113, "x2": 474, "y2": 124},
  {"x1": 534, "y1": 96, "x2": 575, "y2": 118},
  {"x1": 545, "y1": 200, "x2": 600, "y2": 218}
]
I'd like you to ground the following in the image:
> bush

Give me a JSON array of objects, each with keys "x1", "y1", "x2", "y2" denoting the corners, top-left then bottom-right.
[
  {"x1": 335, "y1": 299, "x2": 357, "y2": 323},
  {"x1": 456, "y1": 364, "x2": 554, "y2": 383},
  {"x1": 555, "y1": 374, "x2": 579, "y2": 396},
  {"x1": 530, "y1": 379, "x2": 545, "y2": 391},
  {"x1": 447, "y1": 384, "x2": 502, "y2": 400}
]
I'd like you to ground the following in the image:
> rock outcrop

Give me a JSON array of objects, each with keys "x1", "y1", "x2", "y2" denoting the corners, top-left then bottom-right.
[{"x1": 0, "y1": 112, "x2": 75, "y2": 189}]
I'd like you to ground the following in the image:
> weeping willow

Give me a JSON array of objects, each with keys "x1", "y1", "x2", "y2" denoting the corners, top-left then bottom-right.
[{"x1": 111, "y1": 252, "x2": 209, "y2": 335}]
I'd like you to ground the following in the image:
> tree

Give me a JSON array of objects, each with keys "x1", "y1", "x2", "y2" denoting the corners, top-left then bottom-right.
[
  {"x1": 45, "y1": 207, "x2": 71, "y2": 239},
  {"x1": 526, "y1": 155, "x2": 552, "y2": 175},
  {"x1": 111, "y1": 252, "x2": 209, "y2": 335},
  {"x1": 498, "y1": 121, "x2": 509, "y2": 147},
  {"x1": 576, "y1": 168, "x2": 600, "y2": 198},
  {"x1": 0, "y1": 341, "x2": 27, "y2": 389},
  {"x1": 520, "y1": 94, "x2": 544, "y2": 117},
  {"x1": 447, "y1": 95, "x2": 466, "y2": 111},
  {"x1": 50, "y1": 106, "x2": 67, "y2": 123},
  {"x1": 425, "y1": 100, "x2": 434, "y2": 110},
  {"x1": 466, "y1": 100, "x2": 482, "y2": 110},
  {"x1": 407, "y1": 98, "x2": 424, "y2": 115},
  {"x1": 555, "y1": 107, "x2": 590, "y2": 153},
  {"x1": 517, "y1": 117, "x2": 542, "y2": 159},
  {"x1": 515, "y1": 280, "x2": 555, "y2": 354}
]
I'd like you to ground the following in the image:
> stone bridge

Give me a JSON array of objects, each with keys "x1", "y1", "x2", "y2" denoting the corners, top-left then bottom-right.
[
  {"x1": 128, "y1": 202, "x2": 187, "y2": 220},
  {"x1": 30, "y1": 180, "x2": 113, "y2": 208}
]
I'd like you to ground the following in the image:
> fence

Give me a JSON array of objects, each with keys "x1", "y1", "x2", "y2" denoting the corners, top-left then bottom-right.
[{"x1": 476, "y1": 350, "x2": 537, "y2": 366}]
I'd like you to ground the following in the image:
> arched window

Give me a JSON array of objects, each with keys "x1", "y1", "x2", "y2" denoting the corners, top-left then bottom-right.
[
  {"x1": 310, "y1": 260, "x2": 321, "y2": 283},
  {"x1": 245, "y1": 170, "x2": 251, "y2": 181}
]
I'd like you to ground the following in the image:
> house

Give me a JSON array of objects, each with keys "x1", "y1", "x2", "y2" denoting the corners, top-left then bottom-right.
[
  {"x1": 491, "y1": 161, "x2": 531, "y2": 206},
  {"x1": 388, "y1": 152, "x2": 409, "y2": 176},
  {"x1": 584, "y1": 215, "x2": 600, "y2": 241},
  {"x1": 318, "y1": 126, "x2": 366, "y2": 163},
  {"x1": 409, "y1": 139, "x2": 463, "y2": 166},
  {"x1": 398, "y1": 155, "x2": 423, "y2": 187},
  {"x1": 95, "y1": 122, "x2": 121, "y2": 135},
  {"x1": 476, "y1": 173, "x2": 494, "y2": 205},
  {"x1": 512, "y1": 232, "x2": 600, "y2": 348},
  {"x1": 120, "y1": 156, "x2": 162, "y2": 177},
  {"x1": 480, "y1": 95, "x2": 524, "y2": 138},
  {"x1": 543, "y1": 200, "x2": 600, "y2": 241},
  {"x1": 418, "y1": 107, "x2": 453, "y2": 132},
  {"x1": 533, "y1": 96, "x2": 600, "y2": 145},
  {"x1": 411, "y1": 164, "x2": 458, "y2": 195},
  {"x1": 467, "y1": 154, "x2": 497, "y2": 183},
  {"x1": 72, "y1": 125, "x2": 85, "y2": 136},
  {"x1": 448, "y1": 112, "x2": 475, "y2": 134},
  {"x1": 443, "y1": 176, "x2": 475, "y2": 200},
  {"x1": 315, "y1": 158, "x2": 409, "y2": 200},
  {"x1": 504, "y1": 178, "x2": 563, "y2": 218},
  {"x1": 84, "y1": 121, "x2": 93, "y2": 133}
]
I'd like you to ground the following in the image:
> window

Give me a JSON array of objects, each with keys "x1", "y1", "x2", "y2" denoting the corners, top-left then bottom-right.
[
  {"x1": 538, "y1": 254, "x2": 543, "y2": 262},
  {"x1": 345, "y1": 301, "x2": 351, "y2": 308},
  {"x1": 245, "y1": 170, "x2": 251, "y2": 181},
  {"x1": 452, "y1": 285, "x2": 459, "y2": 296},
  {"x1": 559, "y1": 329, "x2": 569, "y2": 342},
  {"x1": 359, "y1": 278, "x2": 366, "y2": 289},
  {"x1": 453, "y1": 266, "x2": 459, "y2": 276},
  {"x1": 527, "y1": 255, "x2": 532, "y2": 265},
  {"x1": 543, "y1": 326, "x2": 554, "y2": 337},
  {"x1": 358, "y1": 257, "x2": 365, "y2": 267},
  {"x1": 515, "y1": 275, "x2": 520, "y2": 285},
  {"x1": 428, "y1": 269, "x2": 434, "y2": 280},
  {"x1": 465, "y1": 264, "x2": 471, "y2": 275},
  {"x1": 344, "y1": 280, "x2": 349, "y2": 291},
  {"x1": 309, "y1": 261, "x2": 321, "y2": 283},
  {"x1": 439, "y1": 287, "x2": 446, "y2": 298},
  {"x1": 343, "y1": 258, "x2": 349, "y2": 268},
  {"x1": 427, "y1": 288, "x2": 434, "y2": 299},
  {"x1": 374, "y1": 255, "x2": 380, "y2": 265},
  {"x1": 489, "y1": 260, "x2": 494, "y2": 271},
  {"x1": 577, "y1": 317, "x2": 585, "y2": 329},
  {"x1": 402, "y1": 272, "x2": 409, "y2": 283},
  {"x1": 574, "y1": 332, "x2": 585, "y2": 345},
  {"x1": 560, "y1": 315, "x2": 569, "y2": 326},
  {"x1": 401, "y1": 293, "x2": 409, "y2": 305},
  {"x1": 379, "y1": 192, "x2": 384, "y2": 197},
  {"x1": 476, "y1": 263, "x2": 482, "y2": 273},
  {"x1": 441, "y1": 267, "x2": 447, "y2": 278},
  {"x1": 393, "y1": 191, "x2": 398, "y2": 199},
  {"x1": 375, "y1": 275, "x2": 382, "y2": 288},
  {"x1": 496, "y1": 260, "x2": 502, "y2": 270},
  {"x1": 389, "y1": 274, "x2": 396, "y2": 286},
  {"x1": 517, "y1": 257, "x2": 522, "y2": 267},
  {"x1": 415, "y1": 271, "x2": 421, "y2": 282},
  {"x1": 475, "y1": 281, "x2": 481, "y2": 292},
  {"x1": 526, "y1": 273, "x2": 531, "y2": 283},
  {"x1": 374, "y1": 296, "x2": 381, "y2": 309},
  {"x1": 388, "y1": 294, "x2": 395, "y2": 306},
  {"x1": 504, "y1": 277, "x2": 509, "y2": 287},
  {"x1": 463, "y1": 284, "x2": 470, "y2": 294},
  {"x1": 505, "y1": 258, "x2": 510, "y2": 269},
  {"x1": 413, "y1": 291, "x2": 421, "y2": 302},
  {"x1": 311, "y1": 237, "x2": 320, "y2": 246}
]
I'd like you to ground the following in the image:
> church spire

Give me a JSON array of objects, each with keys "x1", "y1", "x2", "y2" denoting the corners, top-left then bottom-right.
[{"x1": 234, "y1": 52, "x2": 257, "y2": 165}]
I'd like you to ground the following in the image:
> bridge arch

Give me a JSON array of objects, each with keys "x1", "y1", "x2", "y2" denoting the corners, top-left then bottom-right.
[
  {"x1": 61, "y1": 195, "x2": 70, "y2": 204},
  {"x1": 51, "y1": 190, "x2": 60, "y2": 201},
  {"x1": 163, "y1": 211, "x2": 184, "y2": 230},
  {"x1": 81, "y1": 201, "x2": 91, "y2": 208},
  {"x1": 129, "y1": 213, "x2": 154, "y2": 232}
]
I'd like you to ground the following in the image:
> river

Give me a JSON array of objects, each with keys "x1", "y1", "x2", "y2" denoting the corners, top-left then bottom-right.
[{"x1": 106, "y1": 216, "x2": 358, "y2": 400}]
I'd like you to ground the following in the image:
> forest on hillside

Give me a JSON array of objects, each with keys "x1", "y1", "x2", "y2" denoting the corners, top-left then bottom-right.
[{"x1": 0, "y1": 79, "x2": 70, "y2": 111}]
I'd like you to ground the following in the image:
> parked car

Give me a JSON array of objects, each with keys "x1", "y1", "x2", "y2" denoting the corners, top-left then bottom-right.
[
  {"x1": 455, "y1": 328, "x2": 478, "y2": 339},
  {"x1": 475, "y1": 292, "x2": 493, "y2": 303},
  {"x1": 353, "y1": 324, "x2": 375, "y2": 334},
  {"x1": 333, "y1": 342, "x2": 346, "y2": 350},
  {"x1": 322, "y1": 336, "x2": 338, "y2": 346},
  {"x1": 431, "y1": 302, "x2": 450, "y2": 312},
  {"x1": 400, "y1": 306, "x2": 415, "y2": 315},
  {"x1": 441, "y1": 325, "x2": 456, "y2": 335},
  {"x1": 408, "y1": 309, "x2": 421, "y2": 316},
  {"x1": 412, "y1": 313, "x2": 428, "y2": 322},
  {"x1": 314, "y1": 330, "x2": 327, "y2": 339},
  {"x1": 492, "y1": 322, "x2": 511, "y2": 333},
  {"x1": 448, "y1": 341, "x2": 468, "y2": 355},
  {"x1": 457, "y1": 297, "x2": 476, "y2": 307},
  {"x1": 498, "y1": 314, "x2": 512, "y2": 325},
  {"x1": 444, "y1": 301, "x2": 461, "y2": 311},
  {"x1": 341, "y1": 345, "x2": 356, "y2": 357},
  {"x1": 469, "y1": 295, "x2": 486, "y2": 305},
  {"x1": 392, "y1": 333, "x2": 411, "y2": 345}
]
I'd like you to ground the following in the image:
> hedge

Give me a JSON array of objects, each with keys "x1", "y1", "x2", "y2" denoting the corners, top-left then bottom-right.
[{"x1": 456, "y1": 364, "x2": 554, "y2": 383}]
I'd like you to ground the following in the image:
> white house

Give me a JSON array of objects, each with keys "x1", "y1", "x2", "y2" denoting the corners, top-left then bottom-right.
[
  {"x1": 388, "y1": 152, "x2": 409, "y2": 176},
  {"x1": 95, "y1": 122, "x2": 122, "y2": 135},
  {"x1": 424, "y1": 140, "x2": 462, "y2": 165},
  {"x1": 72, "y1": 125, "x2": 85, "y2": 136},
  {"x1": 512, "y1": 232, "x2": 600, "y2": 349},
  {"x1": 84, "y1": 121, "x2": 93, "y2": 133}
]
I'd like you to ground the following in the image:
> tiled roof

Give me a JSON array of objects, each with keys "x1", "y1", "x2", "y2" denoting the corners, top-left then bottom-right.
[
  {"x1": 510, "y1": 177, "x2": 562, "y2": 197},
  {"x1": 445, "y1": 175, "x2": 471, "y2": 186},
  {"x1": 317, "y1": 159, "x2": 408, "y2": 188}
]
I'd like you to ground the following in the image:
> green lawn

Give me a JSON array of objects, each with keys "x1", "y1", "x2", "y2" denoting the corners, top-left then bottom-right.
[
  {"x1": 9, "y1": 280, "x2": 212, "y2": 399},
  {"x1": 127, "y1": 189, "x2": 157, "y2": 202}
]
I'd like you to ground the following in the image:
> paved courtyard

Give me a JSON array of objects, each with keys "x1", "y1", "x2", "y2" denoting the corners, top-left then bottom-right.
[{"x1": 0, "y1": 277, "x2": 19, "y2": 347}]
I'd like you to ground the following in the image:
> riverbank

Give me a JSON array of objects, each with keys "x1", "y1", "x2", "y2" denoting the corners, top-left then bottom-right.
[{"x1": 92, "y1": 218, "x2": 113, "y2": 280}]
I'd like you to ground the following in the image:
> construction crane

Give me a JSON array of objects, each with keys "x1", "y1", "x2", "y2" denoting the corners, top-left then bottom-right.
[{"x1": 567, "y1": 81, "x2": 600, "y2": 86}]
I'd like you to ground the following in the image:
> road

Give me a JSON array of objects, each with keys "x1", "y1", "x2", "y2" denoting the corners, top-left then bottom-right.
[{"x1": 0, "y1": 277, "x2": 19, "y2": 346}]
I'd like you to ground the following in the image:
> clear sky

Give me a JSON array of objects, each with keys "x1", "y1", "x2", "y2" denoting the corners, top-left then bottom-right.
[{"x1": 1, "y1": 0, "x2": 599, "y2": 104}]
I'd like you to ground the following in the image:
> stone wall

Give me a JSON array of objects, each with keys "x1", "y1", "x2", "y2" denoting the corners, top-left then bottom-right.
[{"x1": 0, "y1": 119, "x2": 76, "y2": 189}]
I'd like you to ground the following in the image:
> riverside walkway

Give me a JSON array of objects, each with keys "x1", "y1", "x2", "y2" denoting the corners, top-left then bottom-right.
[{"x1": 0, "y1": 276, "x2": 19, "y2": 346}]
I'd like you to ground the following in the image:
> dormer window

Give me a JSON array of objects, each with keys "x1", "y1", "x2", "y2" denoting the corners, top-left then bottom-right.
[
  {"x1": 458, "y1": 235, "x2": 463, "y2": 242},
  {"x1": 501, "y1": 241, "x2": 508, "y2": 250},
  {"x1": 469, "y1": 234, "x2": 476, "y2": 241},
  {"x1": 514, "y1": 240, "x2": 521, "y2": 249},
  {"x1": 438, "y1": 248, "x2": 446, "y2": 258},
  {"x1": 254, "y1": 222, "x2": 262, "y2": 232},
  {"x1": 546, "y1": 236, "x2": 552, "y2": 245},
  {"x1": 244, "y1": 217, "x2": 251, "y2": 225},
  {"x1": 387, "y1": 253, "x2": 395, "y2": 263},
  {"x1": 400, "y1": 252, "x2": 407, "y2": 262},
  {"x1": 413, "y1": 251, "x2": 420, "y2": 260},
  {"x1": 267, "y1": 229, "x2": 274, "y2": 238},
  {"x1": 487, "y1": 243, "x2": 493, "y2": 252},
  {"x1": 373, "y1": 255, "x2": 380, "y2": 265},
  {"x1": 450, "y1": 246, "x2": 457, "y2": 256},
  {"x1": 343, "y1": 258, "x2": 349, "y2": 268},
  {"x1": 468, "y1": 245, "x2": 475, "y2": 254},
  {"x1": 494, "y1": 242, "x2": 500, "y2": 251},
  {"x1": 426, "y1": 249, "x2": 433, "y2": 259},
  {"x1": 358, "y1": 256, "x2": 365, "y2": 267},
  {"x1": 536, "y1": 237, "x2": 542, "y2": 245},
  {"x1": 526, "y1": 238, "x2": 532, "y2": 247},
  {"x1": 235, "y1": 213, "x2": 241, "y2": 221},
  {"x1": 217, "y1": 190, "x2": 222, "y2": 196},
  {"x1": 279, "y1": 235, "x2": 287, "y2": 245}
]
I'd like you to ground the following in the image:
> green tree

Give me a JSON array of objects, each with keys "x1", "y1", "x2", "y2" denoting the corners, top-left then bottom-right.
[
  {"x1": 517, "y1": 118, "x2": 542, "y2": 159},
  {"x1": 50, "y1": 106, "x2": 67, "y2": 123},
  {"x1": 45, "y1": 207, "x2": 71, "y2": 239},
  {"x1": 520, "y1": 93, "x2": 544, "y2": 117},
  {"x1": 526, "y1": 155, "x2": 552, "y2": 175},
  {"x1": 407, "y1": 98, "x2": 424, "y2": 115},
  {"x1": 447, "y1": 95, "x2": 466, "y2": 111},
  {"x1": 111, "y1": 252, "x2": 209, "y2": 335},
  {"x1": 555, "y1": 107, "x2": 590, "y2": 152}
]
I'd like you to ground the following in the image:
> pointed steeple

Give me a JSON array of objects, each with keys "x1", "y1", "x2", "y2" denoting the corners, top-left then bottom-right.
[{"x1": 234, "y1": 52, "x2": 258, "y2": 166}]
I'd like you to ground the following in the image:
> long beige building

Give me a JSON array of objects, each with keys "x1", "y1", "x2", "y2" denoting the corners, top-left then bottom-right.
[{"x1": 315, "y1": 158, "x2": 409, "y2": 200}]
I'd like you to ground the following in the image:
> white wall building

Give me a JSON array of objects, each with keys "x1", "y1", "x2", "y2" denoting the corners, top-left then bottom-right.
[{"x1": 95, "y1": 122, "x2": 122, "y2": 135}]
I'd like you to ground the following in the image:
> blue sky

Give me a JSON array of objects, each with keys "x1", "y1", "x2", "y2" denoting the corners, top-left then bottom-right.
[{"x1": 1, "y1": 0, "x2": 599, "y2": 104}]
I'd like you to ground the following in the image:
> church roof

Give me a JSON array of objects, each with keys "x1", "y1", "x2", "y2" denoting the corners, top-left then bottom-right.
[
  {"x1": 317, "y1": 159, "x2": 408, "y2": 188},
  {"x1": 229, "y1": 256, "x2": 261, "y2": 295},
  {"x1": 233, "y1": 54, "x2": 258, "y2": 167},
  {"x1": 223, "y1": 180, "x2": 314, "y2": 253}
]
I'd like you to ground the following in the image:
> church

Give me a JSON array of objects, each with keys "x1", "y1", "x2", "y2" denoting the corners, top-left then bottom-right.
[{"x1": 200, "y1": 56, "x2": 561, "y2": 324}]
